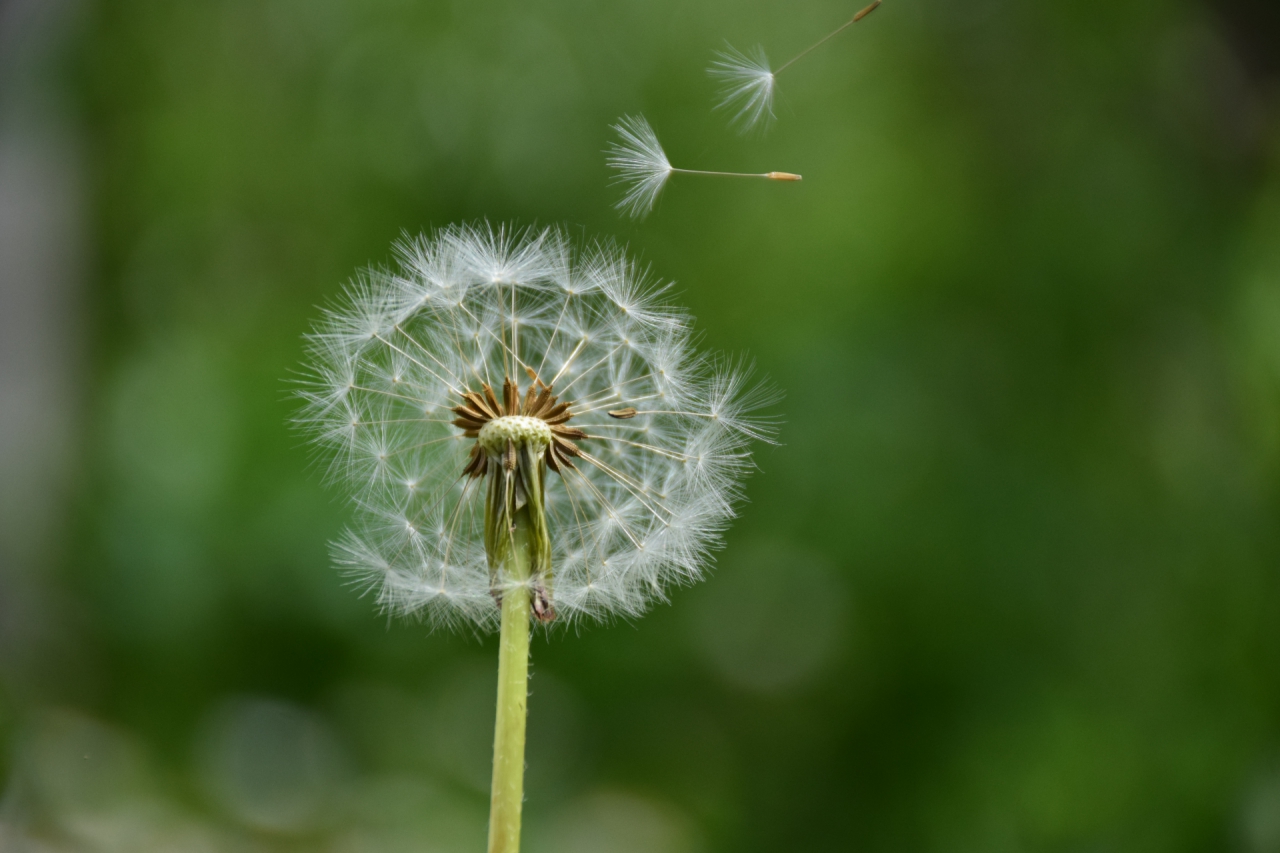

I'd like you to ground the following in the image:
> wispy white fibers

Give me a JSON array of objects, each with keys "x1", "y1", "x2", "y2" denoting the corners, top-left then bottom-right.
[
  {"x1": 606, "y1": 115, "x2": 673, "y2": 219},
  {"x1": 709, "y1": 0, "x2": 883, "y2": 133},
  {"x1": 710, "y1": 45, "x2": 776, "y2": 133},
  {"x1": 297, "y1": 224, "x2": 778, "y2": 631},
  {"x1": 606, "y1": 115, "x2": 802, "y2": 220}
]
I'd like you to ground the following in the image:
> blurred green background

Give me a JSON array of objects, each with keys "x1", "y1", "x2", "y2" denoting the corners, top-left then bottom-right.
[{"x1": 2, "y1": 0, "x2": 1280, "y2": 850}]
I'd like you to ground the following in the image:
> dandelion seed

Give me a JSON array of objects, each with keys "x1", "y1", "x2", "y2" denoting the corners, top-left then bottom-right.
[
  {"x1": 606, "y1": 115, "x2": 673, "y2": 220},
  {"x1": 606, "y1": 115, "x2": 802, "y2": 219},
  {"x1": 709, "y1": 45, "x2": 777, "y2": 133},
  {"x1": 710, "y1": 0, "x2": 882, "y2": 133}
]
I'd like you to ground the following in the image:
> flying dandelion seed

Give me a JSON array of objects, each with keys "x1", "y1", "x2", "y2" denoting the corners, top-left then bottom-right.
[
  {"x1": 606, "y1": 114, "x2": 801, "y2": 219},
  {"x1": 297, "y1": 223, "x2": 778, "y2": 630},
  {"x1": 709, "y1": 45, "x2": 777, "y2": 133},
  {"x1": 711, "y1": 0, "x2": 882, "y2": 133}
]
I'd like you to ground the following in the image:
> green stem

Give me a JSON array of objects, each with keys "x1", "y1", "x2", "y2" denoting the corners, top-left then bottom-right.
[
  {"x1": 488, "y1": 518, "x2": 532, "y2": 853},
  {"x1": 485, "y1": 440, "x2": 553, "y2": 853}
]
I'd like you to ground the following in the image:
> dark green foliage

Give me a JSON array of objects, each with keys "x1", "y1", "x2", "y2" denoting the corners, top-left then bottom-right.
[{"x1": 5, "y1": 0, "x2": 1280, "y2": 850}]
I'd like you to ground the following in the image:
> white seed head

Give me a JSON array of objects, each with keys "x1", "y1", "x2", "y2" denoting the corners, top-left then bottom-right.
[
  {"x1": 297, "y1": 223, "x2": 778, "y2": 631},
  {"x1": 709, "y1": 44, "x2": 776, "y2": 134},
  {"x1": 605, "y1": 114, "x2": 673, "y2": 220}
]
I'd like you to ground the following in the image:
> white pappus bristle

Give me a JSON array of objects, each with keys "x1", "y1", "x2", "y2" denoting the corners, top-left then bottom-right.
[
  {"x1": 709, "y1": 44, "x2": 777, "y2": 134},
  {"x1": 297, "y1": 223, "x2": 777, "y2": 632},
  {"x1": 605, "y1": 115, "x2": 674, "y2": 220}
]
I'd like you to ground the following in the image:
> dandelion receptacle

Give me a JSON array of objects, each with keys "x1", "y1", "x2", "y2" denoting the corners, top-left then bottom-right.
[{"x1": 297, "y1": 224, "x2": 775, "y2": 852}]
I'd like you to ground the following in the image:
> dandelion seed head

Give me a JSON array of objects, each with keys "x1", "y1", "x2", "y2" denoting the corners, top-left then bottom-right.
[
  {"x1": 605, "y1": 115, "x2": 673, "y2": 220},
  {"x1": 709, "y1": 44, "x2": 776, "y2": 134},
  {"x1": 298, "y1": 224, "x2": 776, "y2": 631}
]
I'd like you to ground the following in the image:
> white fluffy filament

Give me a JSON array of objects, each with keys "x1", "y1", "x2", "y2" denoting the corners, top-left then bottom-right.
[
  {"x1": 606, "y1": 115, "x2": 801, "y2": 219},
  {"x1": 710, "y1": 0, "x2": 882, "y2": 133},
  {"x1": 297, "y1": 223, "x2": 779, "y2": 631}
]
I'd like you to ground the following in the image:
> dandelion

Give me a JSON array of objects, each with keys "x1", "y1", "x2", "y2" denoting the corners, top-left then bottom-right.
[
  {"x1": 606, "y1": 114, "x2": 801, "y2": 219},
  {"x1": 710, "y1": 0, "x2": 882, "y2": 133},
  {"x1": 296, "y1": 223, "x2": 776, "y2": 852}
]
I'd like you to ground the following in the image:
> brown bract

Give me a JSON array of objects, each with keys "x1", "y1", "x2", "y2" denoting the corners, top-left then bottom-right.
[{"x1": 452, "y1": 370, "x2": 589, "y2": 478}]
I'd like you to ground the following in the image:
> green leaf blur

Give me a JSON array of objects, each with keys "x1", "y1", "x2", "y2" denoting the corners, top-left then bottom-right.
[{"x1": 2, "y1": 0, "x2": 1279, "y2": 850}]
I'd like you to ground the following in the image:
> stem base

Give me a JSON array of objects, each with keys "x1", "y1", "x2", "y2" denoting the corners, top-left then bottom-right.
[{"x1": 488, "y1": 584, "x2": 531, "y2": 853}]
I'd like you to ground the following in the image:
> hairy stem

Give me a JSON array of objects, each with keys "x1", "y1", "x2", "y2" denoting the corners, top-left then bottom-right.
[{"x1": 487, "y1": 510, "x2": 533, "y2": 853}]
